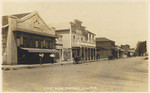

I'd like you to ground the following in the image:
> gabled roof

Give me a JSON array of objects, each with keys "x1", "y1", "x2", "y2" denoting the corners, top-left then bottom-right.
[
  {"x1": 2, "y1": 12, "x2": 31, "y2": 26},
  {"x1": 2, "y1": 11, "x2": 54, "y2": 31},
  {"x1": 96, "y1": 37, "x2": 115, "y2": 42},
  {"x1": 49, "y1": 23, "x2": 70, "y2": 31}
]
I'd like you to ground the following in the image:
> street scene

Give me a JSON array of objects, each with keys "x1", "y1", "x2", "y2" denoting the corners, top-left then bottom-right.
[
  {"x1": 1, "y1": 1, "x2": 148, "y2": 92},
  {"x1": 3, "y1": 57, "x2": 148, "y2": 92}
]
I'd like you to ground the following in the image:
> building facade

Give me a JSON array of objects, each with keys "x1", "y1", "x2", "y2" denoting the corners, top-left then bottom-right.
[
  {"x1": 96, "y1": 37, "x2": 116, "y2": 59},
  {"x1": 55, "y1": 34, "x2": 63, "y2": 63},
  {"x1": 50, "y1": 19, "x2": 96, "y2": 62},
  {"x1": 2, "y1": 11, "x2": 58, "y2": 65},
  {"x1": 115, "y1": 45, "x2": 125, "y2": 58},
  {"x1": 121, "y1": 44, "x2": 131, "y2": 57}
]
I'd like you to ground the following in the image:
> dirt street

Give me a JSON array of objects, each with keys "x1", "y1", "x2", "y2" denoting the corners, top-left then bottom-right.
[{"x1": 2, "y1": 57, "x2": 148, "y2": 92}]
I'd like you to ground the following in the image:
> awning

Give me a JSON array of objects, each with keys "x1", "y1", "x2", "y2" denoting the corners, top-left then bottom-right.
[{"x1": 21, "y1": 48, "x2": 59, "y2": 53}]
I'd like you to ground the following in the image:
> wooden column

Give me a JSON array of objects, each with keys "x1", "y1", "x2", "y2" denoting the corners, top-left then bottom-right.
[
  {"x1": 90, "y1": 48, "x2": 91, "y2": 61},
  {"x1": 84, "y1": 47, "x2": 86, "y2": 61}
]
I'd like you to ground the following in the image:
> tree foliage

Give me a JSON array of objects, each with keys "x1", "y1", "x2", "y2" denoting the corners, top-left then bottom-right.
[{"x1": 136, "y1": 41, "x2": 147, "y2": 56}]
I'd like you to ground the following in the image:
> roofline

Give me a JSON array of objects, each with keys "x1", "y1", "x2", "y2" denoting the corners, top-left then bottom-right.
[
  {"x1": 55, "y1": 29, "x2": 70, "y2": 31},
  {"x1": 2, "y1": 12, "x2": 32, "y2": 17},
  {"x1": 17, "y1": 11, "x2": 54, "y2": 31},
  {"x1": 86, "y1": 30, "x2": 96, "y2": 35},
  {"x1": 96, "y1": 37, "x2": 115, "y2": 42}
]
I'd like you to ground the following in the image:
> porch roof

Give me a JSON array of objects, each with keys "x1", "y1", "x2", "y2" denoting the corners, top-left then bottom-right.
[
  {"x1": 14, "y1": 28, "x2": 57, "y2": 38},
  {"x1": 21, "y1": 48, "x2": 59, "y2": 53}
]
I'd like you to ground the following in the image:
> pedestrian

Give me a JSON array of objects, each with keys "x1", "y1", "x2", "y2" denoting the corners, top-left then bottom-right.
[
  {"x1": 39, "y1": 53, "x2": 44, "y2": 64},
  {"x1": 50, "y1": 53, "x2": 55, "y2": 63}
]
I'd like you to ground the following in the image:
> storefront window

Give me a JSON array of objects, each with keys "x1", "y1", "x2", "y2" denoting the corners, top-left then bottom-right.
[{"x1": 20, "y1": 35, "x2": 23, "y2": 45}]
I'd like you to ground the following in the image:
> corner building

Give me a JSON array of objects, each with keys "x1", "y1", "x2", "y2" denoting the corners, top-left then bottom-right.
[{"x1": 2, "y1": 11, "x2": 58, "y2": 65}]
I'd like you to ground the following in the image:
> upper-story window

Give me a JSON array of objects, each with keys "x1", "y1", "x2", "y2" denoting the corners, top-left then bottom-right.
[
  {"x1": 81, "y1": 37, "x2": 83, "y2": 41},
  {"x1": 41, "y1": 41, "x2": 43, "y2": 48},
  {"x1": 45, "y1": 41, "x2": 48, "y2": 48},
  {"x1": 73, "y1": 36, "x2": 75, "y2": 40},
  {"x1": 60, "y1": 37, "x2": 62, "y2": 41},
  {"x1": 89, "y1": 34, "x2": 91, "y2": 41},
  {"x1": 35, "y1": 40, "x2": 38, "y2": 48}
]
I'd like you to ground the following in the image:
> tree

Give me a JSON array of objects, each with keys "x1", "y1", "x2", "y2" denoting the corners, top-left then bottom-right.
[{"x1": 136, "y1": 41, "x2": 147, "y2": 56}]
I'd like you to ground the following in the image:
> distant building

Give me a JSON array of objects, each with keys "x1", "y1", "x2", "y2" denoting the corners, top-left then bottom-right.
[
  {"x1": 96, "y1": 37, "x2": 115, "y2": 59},
  {"x1": 55, "y1": 34, "x2": 63, "y2": 62},
  {"x1": 121, "y1": 44, "x2": 131, "y2": 57},
  {"x1": 121, "y1": 44, "x2": 136, "y2": 57},
  {"x1": 50, "y1": 19, "x2": 96, "y2": 62},
  {"x1": 115, "y1": 45, "x2": 125, "y2": 58},
  {"x1": 2, "y1": 11, "x2": 58, "y2": 65}
]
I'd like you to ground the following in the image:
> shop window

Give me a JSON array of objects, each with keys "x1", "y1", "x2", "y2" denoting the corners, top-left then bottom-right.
[{"x1": 23, "y1": 37, "x2": 27, "y2": 47}]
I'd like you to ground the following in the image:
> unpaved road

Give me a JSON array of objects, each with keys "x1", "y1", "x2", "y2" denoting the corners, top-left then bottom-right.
[{"x1": 2, "y1": 57, "x2": 148, "y2": 92}]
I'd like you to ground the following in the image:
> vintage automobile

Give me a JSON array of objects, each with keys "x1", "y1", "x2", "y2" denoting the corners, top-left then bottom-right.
[{"x1": 73, "y1": 56, "x2": 84, "y2": 64}]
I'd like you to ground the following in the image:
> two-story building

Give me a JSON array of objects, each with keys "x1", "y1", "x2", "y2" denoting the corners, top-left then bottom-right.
[
  {"x1": 96, "y1": 37, "x2": 116, "y2": 59},
  {"x1": 50, "y1": 19, "x2": 96, "y2": 62},
  {"x1": 2, "y1": 11, "x2": 58, "y2": 65},
  {"x1": 55, "y1": 34, "x2": 63, "y2": 63}
]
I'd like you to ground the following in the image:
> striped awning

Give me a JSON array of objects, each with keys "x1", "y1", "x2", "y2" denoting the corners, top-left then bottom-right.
[{"x1": 21, "y1": 48, "x2": 59, "y2": 53}]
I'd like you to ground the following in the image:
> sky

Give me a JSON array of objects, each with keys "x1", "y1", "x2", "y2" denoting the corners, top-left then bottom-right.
[{"x1": 2, "y1": 1, "x2": 148, "y2": 48}]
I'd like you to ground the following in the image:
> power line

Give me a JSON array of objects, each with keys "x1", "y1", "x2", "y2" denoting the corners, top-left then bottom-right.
[
  {"x1": 43, "y1": 3, "x2": 51, "y2": 14},
  {"x1": 40, "y1": 0, "x2": 46, "y2": 12}
]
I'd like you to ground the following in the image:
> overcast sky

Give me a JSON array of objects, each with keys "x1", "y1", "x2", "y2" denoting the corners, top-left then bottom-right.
[{"x1": 2, "y1": 1, "x2": 148, "y2": 48}]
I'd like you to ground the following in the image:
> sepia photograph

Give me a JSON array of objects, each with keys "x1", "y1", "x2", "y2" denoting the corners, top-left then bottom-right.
[{"x1": 1, "y1": 0, "x2": 149, "y2": 92}]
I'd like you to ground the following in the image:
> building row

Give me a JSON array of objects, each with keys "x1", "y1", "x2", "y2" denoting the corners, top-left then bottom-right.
[{"x1": 2, "y1": 11, "x2": 135, "y2": 65}]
